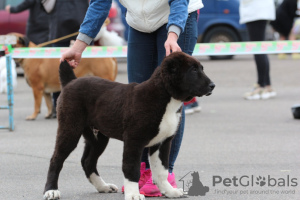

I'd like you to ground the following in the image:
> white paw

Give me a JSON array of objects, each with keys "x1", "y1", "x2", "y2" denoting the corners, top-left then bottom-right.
[
  {"x1": 164, "y1": 188, "x2": 184, "y2": 198},
  {"x1": 97, "y1": 183, "x2": 118, "y2": 193},
  {"x1": 43, "y1": 190, "x2": 61, "y2": 200},
  {"x1": 125, "y1": 193, "x2": 145, "y2": 200}
]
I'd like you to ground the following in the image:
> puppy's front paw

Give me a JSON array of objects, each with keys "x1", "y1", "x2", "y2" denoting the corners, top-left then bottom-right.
[
  {"x1": 43, "y1": 190, "x2": 60, "y2": 200},
  {"x1": 97, "y1": 183, "x2": 118, "y2": 193},
  {"x1": 125, "y1": 193, "x2": 145, "y2": 200},
  {"x1": 164, "y1": 188, "x2": 184, "y2": 198}
]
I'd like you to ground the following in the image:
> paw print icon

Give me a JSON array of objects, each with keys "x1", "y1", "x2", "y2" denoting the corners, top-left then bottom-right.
[{"x1": 256, "y1": 176, "x2": 266, "y2": 186}]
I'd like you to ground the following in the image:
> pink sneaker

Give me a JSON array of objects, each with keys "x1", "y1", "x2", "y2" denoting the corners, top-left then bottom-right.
[
  {"x1": 122, "y1": 162, "x2": 151, "y2": 193},
  {"x1": 168, "y1": 172, "x2": 177, "y2": 188},
  {"x1": 139, "y1": 172, "x2": 177, "y2": 197}
]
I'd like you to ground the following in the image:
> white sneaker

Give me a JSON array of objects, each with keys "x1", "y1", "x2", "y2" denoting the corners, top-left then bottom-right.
[
  {"x1": 184, "y1": 102, "x2": 201, "y2": 114},
  {"x1": 261, "y1": 88, "x2": 277, "y2": 99},
  {"x1": 261, "y1": 90, "x2": 271, "y2": 99},
  {"x1": 244, "y1": 86, "x2": 263, "y2": 100}
]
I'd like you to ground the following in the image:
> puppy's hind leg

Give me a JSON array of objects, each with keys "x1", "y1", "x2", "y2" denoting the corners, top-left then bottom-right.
[
  {"x1": 81, "y1": 127, "x2": 118, "y2": 193},
  {"x1": 43, "y1": 124, "x2": 82, "y2": 200},
  {"x1": 149, "y1": 137, "x2": 184, "y2": 198}
]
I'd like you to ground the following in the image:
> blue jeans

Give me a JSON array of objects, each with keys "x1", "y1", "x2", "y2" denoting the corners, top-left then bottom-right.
[{"x1": 127, "y1": 11, "x2": 198, "y2": 173}]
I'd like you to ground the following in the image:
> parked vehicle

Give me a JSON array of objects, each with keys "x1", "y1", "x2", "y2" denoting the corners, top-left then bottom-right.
[
  {"x1": 198, "y1": 0, "x2": 248, "y2": 59},
  {"x1": 0, "y1": 0, "x2": 28, "y2": 35}
]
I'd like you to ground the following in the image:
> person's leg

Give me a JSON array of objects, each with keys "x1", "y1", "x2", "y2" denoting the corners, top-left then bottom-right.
[
  {"x1": 51, "y1": 92, "x2": 60, "y2": 118},
  {"x1": 156, "y1": 11, "x2": 198, "y2": 173},
  {"x1": 170, "y1": 11, "x2": 198, "y2": 173},
  {"x1": 127, "y1": 26, "x2": 158, "y2": 170},
  {"x1": 246, "y1": 20, "x2": 270, "y2": 87},
  {"x1": 139, "y1": 13, "x2": 198, "y2": 196},
  {"x1": 127, "y1": 27, "x2": 158, "y2": 84},
  {"x1": 245, "y1": 20, "x2": 276, "y2": 100},
  {"x1": 179, "y1": 11, "x2": 200, "y2": 115},
  {"x1": 290, "y1": 19, "x2": 300, "y2": 59}
]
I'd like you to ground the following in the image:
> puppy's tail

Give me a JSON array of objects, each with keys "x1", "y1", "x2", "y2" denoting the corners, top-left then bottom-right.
[{"x1": 59, "y1": 60, "x2": 77, "y2": 88}]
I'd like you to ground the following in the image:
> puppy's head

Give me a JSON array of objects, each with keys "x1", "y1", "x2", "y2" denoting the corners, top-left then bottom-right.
[{"x1": 161, "y1": 52, "x2": 215, "y2": 102}]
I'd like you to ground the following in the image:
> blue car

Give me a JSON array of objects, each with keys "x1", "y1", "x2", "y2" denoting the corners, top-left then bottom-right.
[{"x1": 198, "y1": 0, "x2": 248, "y2": 59}]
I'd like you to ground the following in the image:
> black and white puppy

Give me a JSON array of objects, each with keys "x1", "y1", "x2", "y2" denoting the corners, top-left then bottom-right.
[{"x1": 43, "y1": 52, "x2": 215, "y2": 200}]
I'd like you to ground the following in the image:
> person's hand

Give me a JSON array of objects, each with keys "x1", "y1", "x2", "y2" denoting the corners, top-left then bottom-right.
[
  {"x1": 5, "y1": 5, "x2": 11, "y2": 13},
  {"x1": 60, "y1": 40, "x2": 88, "y2": 68},
  {"x1": 164, "y1": 32, "x2": 182, "y2": 56}
]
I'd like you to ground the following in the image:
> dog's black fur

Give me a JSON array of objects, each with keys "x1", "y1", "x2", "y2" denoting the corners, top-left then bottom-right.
[{"x1": 43, "y1": 52, "x2": 214, "y2": 199}]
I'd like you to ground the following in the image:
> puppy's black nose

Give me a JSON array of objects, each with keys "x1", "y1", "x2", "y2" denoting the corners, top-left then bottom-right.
[{"x1": 209, "y1": 82, "x2": 215, "y2": 91}]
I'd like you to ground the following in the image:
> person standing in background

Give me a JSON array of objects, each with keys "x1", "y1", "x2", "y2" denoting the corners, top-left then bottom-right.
[
  {"x1": 47, "y1": 0, "x2": 89, "y2": 118},
  {"x1": 5, "y1": 0, "x2": 49, "y2": 45},
  {"x1": 239, "y1": 0, "x2": 277, "y2": 100},
  {"x1": 271, "y1": 0, "x2": 299, "y2": 59}
]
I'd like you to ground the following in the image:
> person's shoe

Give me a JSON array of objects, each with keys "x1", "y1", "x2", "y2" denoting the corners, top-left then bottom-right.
[
  {"x1": 184, "y1": 105, "x2": 194, "y2": 114},
  {"x1": 268, "y1": 90, "x2": 277, "y2": 98},
  {"x1": 139, "y1": 177, "x2": 162, "y2": 197},
  {"x1": 167, "y1": 172, "x2": 177, "y2": 188},
  {"x1": 292, "y1": 53, "x2": 300, "y2": 60},
  {"x1": 278, "y1": 53, "x2": 287, "y2": 59},
  {"x1": 184, "y1": 102, "x2": 201, "y2": 114},
  {"x1": 244, "y1": 85, "x2": 263, "y2": 100},
  {"x1": 260, "y1": 89, "x2": 271, "y2": 99},
  {"x1": 139, "y1": 172, "x2": 177, "y2": 197},
  {"x1": 261, "y1": 87, "x2": 277, "y2": 99},
  {"x1": 122, "y1": 162, "x2": 150, "y2": 193}
]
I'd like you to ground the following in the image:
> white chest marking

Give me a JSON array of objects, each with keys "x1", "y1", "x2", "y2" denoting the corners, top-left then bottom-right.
[{"x1": 146, "y1": 98, "x2": 182, "y2": 147}]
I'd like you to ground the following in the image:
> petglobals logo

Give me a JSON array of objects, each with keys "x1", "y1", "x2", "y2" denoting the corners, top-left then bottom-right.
[
  {"x1": 212, "y1": 175, "x2": 298, "y2": 187},
  {"x1": 179, "y1": 171, "x2": 210, "y2": 196}
]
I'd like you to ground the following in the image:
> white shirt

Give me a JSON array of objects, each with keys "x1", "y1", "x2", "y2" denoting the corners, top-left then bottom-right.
[
  {"x1": 120, "y1": 0, "x2": 203, "y2": 33},
  {"x1": 239, "y1": 0, "x2": 275, "y2": 24}
]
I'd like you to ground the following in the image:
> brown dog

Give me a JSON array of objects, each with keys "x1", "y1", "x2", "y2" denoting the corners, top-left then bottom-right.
[{"x1": 10, "y1": 33, "x2": 118, "y2": 120}]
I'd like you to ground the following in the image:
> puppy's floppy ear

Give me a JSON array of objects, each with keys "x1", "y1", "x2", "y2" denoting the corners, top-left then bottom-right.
[{"x1": 164, "y1": 56, "x2": 179, "y2": 74}]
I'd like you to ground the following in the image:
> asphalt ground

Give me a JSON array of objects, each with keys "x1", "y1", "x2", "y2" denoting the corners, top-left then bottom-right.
[{"x1": 0, "y1": 54, "x2": 299, "y2": 200}]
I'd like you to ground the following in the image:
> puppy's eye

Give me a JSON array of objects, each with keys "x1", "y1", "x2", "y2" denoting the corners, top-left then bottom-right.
[{"x1": 192, "y1": 67, "x2": 198, "y2": 72}]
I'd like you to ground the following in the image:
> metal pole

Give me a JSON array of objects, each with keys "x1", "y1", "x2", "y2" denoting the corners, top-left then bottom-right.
[{"x1": 6, "y1": 54, "x2": 14, "y2": 131}]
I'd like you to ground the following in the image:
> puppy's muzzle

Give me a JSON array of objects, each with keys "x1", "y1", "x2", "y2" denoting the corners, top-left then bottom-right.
[{"x1": 206, "y1": 82, "x2": 215, "y2": 96}]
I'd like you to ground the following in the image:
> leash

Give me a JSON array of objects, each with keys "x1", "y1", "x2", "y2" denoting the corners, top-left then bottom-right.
[
  {"x1": 36, "y1": 18, "x2": 111, "y2": 47},
  {"x1": 37, "y1": 32, "x2": 79, "y2": 47}
]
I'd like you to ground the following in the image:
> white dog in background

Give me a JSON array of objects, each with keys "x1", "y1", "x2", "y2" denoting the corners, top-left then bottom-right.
[
  {"x1": 94, "y1": 26, "x2": 125, "y2": 46},
  {"x1": 0, "y1": 56, "x2": 17, "y2": 93},
  {"x1": 94, "y1": 18, "x2": 125, "y2": 46},
  {"x1": 70, "y1": 20, "x2": 125, "y2": 47}
]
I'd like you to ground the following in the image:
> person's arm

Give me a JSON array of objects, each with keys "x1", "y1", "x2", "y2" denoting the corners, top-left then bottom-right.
[
  {"x1": 7, "y1": 0, "x2": 35, "y2": 13},
  {"x1": 61, "y1": 0, "x2": 112, "y2": 67},
  {"x1": 164, "y1": 0, "x2": 189, "y2": 56},
  {"x1": 167, "y1": 0, "x2": 189, "y2": 37},
  {"x1": 77, "y1": 0, "x2": 112, "y2": 45}
]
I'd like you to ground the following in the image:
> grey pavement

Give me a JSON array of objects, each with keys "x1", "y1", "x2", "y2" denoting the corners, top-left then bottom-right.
[{"x1": 0, "y1": 55, "x2": 299, "y2": 200}]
